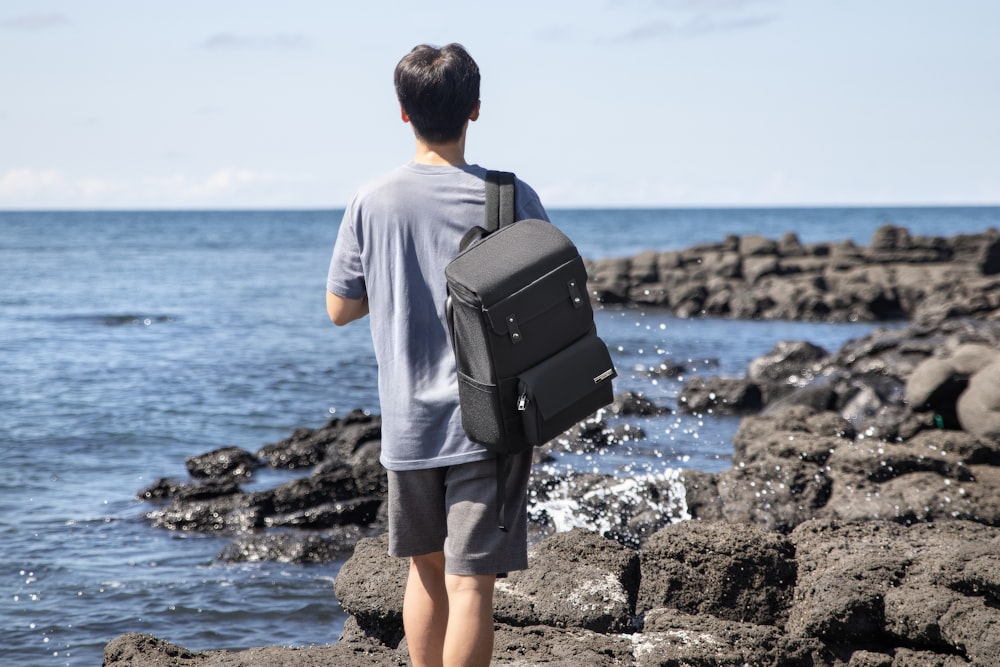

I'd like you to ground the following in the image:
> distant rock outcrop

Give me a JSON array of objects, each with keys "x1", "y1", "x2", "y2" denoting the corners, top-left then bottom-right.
[{"x1": 587, "y1": 224, "x2": 1000, "y2": 324}]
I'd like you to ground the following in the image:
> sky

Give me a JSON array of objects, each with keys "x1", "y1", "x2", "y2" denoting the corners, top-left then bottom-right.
[{"x1": 1, "y1": 0, "x2": 998, "y2": 209}]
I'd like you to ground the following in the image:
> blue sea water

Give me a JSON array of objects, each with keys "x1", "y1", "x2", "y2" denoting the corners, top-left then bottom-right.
[{"x1": 1, "y1": 206, "x2": 997, "y2": 665}]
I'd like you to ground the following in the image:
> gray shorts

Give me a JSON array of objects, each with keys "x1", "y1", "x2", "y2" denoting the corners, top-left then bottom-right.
[{"x1": 387, "y1": 452, "x2": 532, "y2": 576}]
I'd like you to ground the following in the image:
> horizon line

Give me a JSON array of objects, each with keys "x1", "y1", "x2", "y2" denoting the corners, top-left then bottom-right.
[{"x1": 2, "y1": 202, "x2": 999, "y2": 214}]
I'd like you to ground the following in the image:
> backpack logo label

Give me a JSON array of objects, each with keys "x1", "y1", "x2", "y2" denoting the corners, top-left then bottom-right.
[{"x1": 594, "y1": 368, "x2": 615, "y2": 384}]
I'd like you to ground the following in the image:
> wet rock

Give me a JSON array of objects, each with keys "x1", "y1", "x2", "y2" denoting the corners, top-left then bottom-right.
[
  {"x1": 136, "y1": 476, "x2": 242, "y2": 501},
  {"x1": 264, "y1": 497, "x2": 382, "y2": 529},
  {"x1": 257, "y1": 410, "x2": 381, "y2": 469},
  {"x1": 748, "y1": 340, "x2": 829, "y2": 386},
  {"x1": 218, "y1": 526, "x2": 367, "y2": 563},
  {"x1": 185, "y1": 446, "x2": 261, "y2": 479},
  {"x1": 145, "y1": 490, "x2": 271, "y2": 533},
  {"x1": 678, "y1": 376, "x2": 763, "y2": 414},
  {"x1": 611, "y1": 390, "x2": 669, "y2": 416},
  {"x1": 527, "y1": 471, "x2": 689, "y2": 549}
]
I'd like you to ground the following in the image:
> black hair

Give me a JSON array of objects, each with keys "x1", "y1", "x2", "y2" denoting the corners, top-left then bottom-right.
[{"x1": 394, "y1": 43, "x2": 480, "y2": 144}]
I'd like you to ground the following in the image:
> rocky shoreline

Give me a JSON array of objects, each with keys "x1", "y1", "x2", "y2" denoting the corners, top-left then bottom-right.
[
  {"x1": 106, "y1": 226, "x2": 1000, "y2": 666},
  {"x1": 586, "y1": 224, "x2": 1000, "y2": 324}
]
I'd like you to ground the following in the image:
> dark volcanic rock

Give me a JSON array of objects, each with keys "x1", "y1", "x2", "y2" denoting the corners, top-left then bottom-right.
[
  {"x1": 637, "y1": 521, "x2": 796, "y2": 626},
  {"x1": 333, "y1": 534, "x2": 407, "y2": 647},
  {"x1": 638, "y1": 610, "x2": 834, "y2": 667},
  {"x1": 218, "y1": 526, "x2": 367, "y2": 563},
  {"x1": 494, "y1": 528, "x2": 640, "y2": 633},
  {"x1": 678, "y1": 375, "x2": 764, "y2": 414},
  {"x1": 110, "y1": 518, "x2": 1000, "y2": 666},
  {"x1": 789, "y1": 519, "x2": 1000, "y2": 666},
  {"x1": 588, "y1": 225, "x2": 1000, "y2": 323},
  {"x1": 117, "y1": 227, "x2": 1000, "y2": 666},
  {"x1": 185, "y1": 446, "x2": 261, "y2": 479},
  {"x1": 137, "y1": 476, "x2": 242, "y2": 501}
]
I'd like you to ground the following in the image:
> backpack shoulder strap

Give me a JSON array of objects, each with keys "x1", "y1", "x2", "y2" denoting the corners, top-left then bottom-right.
[
  {"x1": 459, "y1": 170, "x2": 517, "y2": 252},
  {"x1": 485, "y1": 170, "x2": 516, "y2": 232}
]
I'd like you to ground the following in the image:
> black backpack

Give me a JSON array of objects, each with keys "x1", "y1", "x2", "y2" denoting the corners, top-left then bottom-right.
[{"x1": 445, "y1": 171, "x2": 617, "y2": 528}]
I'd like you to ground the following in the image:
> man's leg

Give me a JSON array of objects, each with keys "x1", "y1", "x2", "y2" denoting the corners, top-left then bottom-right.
[
  {"x1": 443, "y1": 572, "x2": 497, "y2": 667},
  {"x1": 404, "y1": 551, "x2": 448, "y2": 667}
]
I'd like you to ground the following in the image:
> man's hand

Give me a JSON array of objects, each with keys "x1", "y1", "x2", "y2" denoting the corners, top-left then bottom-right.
[{"x1": 326, "y1": 290, "x2": 369, "y2": 326}]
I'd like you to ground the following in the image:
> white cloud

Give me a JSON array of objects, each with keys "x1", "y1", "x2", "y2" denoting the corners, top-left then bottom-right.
[
  {"x1": 0, "y1": 166, "x2": 320, "y2": 208},
  {"x1": 0, "y1": 168, "x2": 124, "y2": 206},
  {"x1": 143, "y1": 168, "x2": 295, "y2": 199},
  {"x1": 0, "y1": 167, "x2": 63, "y2": 196},
  {"x1": 1, "y1": 13, "x2": 72, "y2": 30}
]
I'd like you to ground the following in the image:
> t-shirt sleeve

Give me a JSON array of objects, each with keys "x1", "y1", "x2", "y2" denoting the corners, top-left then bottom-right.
[
  {"x1": 515, "y1": 179, "x2": 550, "y2": 223},
  {"x1": 326, "y1": 204, "x2": 367, "y2": 299}
]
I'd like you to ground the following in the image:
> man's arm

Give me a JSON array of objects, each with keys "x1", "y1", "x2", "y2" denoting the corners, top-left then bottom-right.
[{"x1": 326, "y1": 290, "x2": 369, "y2": 326}]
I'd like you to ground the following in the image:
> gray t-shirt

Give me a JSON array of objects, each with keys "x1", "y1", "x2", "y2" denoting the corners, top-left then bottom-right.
[{"x1": 326, "y1": 162, "x2": 549, "y2": 471}]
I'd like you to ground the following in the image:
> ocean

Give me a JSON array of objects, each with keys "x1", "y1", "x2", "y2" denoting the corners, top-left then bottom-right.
[{"x1": 2, "y1": 205, "x2": 997, "y2": 665}]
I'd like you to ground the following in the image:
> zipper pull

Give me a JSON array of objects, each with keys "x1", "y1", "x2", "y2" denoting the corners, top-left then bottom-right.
[{"x1": 517, "y1": 393, "x2": 527, "y2": 411}]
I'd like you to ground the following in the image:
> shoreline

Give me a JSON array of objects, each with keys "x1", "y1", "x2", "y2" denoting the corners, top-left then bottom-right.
[{"x1": 109, "y1": 225, "x2": 1000, "y2": 666}]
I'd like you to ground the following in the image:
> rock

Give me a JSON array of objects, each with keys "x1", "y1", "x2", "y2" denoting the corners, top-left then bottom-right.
[
  {"x1": 947, "y1": 343, "x2": 1000, "y2": 374},
  {"x1": 713, "y1": 456, "x2": 833, "y2": 532},
  {"x1": 956, "y1": 361, "x2": 1000, "y2": 439},
  {"x1": 257, "y1": 410, "x2": 381, "y2": 469},
  {"x1": 678, "y1": 376, "x2": 763, "y2": 414},
  {"x1": 739, "y1": 234, "x2": 780, "y2": 256},
  {"x1": 905, "y1": 357, "x2": 967, "y2": 411},
  {"x1": 527, "y1": 472, "x2": 690, "y2": 549},
  {"x1": 638, "y1": 610, "x2": 834, "y2": 666},
  {"x1": 145, "y1": 490, "x2": 270, "y2": 532},
  {"x1": 137, "y1": 476, "x2": 242, "y2": 501},
  {"x1": 109, "y1": 517, "x2": 1000, "y2": 665},
  {"x1": 584, "y1": 227, "x2": 1000, "y2": 323},
  {"x1": 185, "y1": 446, "x2": 261, "y2": 479},
  {"x1": 637, "y1": 521, "x2": 796, "y2": 626},
  {"x1": 977, "y1": 234, "x2": 1000, "y2": 274},
  {"x1": 749, "y1": 340, "x2": 829, "y2": 386},
  {"x1": 102, "y1": 631, "x2": 406, "y2": 667},
  {"x1": 494, "y1": 528, "x2": 640, "y2": 633},
  {"x1": 789, "y1": 519, "x2": 1000, "y2": 665},
  {"x1": 217, "y1": 526, "x2": 368, "y2": 563},
  {"x1": 333, "y1": 534, "x2": 407, "y2": 647},
  {"x1": 870, "y1": 225, "x2": 913, "y2": 251},
  {"x1": 610, "y1": 390, "x2": 668, "y2": 416}
]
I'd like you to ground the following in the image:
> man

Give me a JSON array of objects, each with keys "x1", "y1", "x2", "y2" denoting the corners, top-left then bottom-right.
[{"x1": 326, "y1": 43, "x2": 549, "y2": 666}]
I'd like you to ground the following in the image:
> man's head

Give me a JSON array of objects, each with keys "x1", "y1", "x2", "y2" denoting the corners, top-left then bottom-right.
[{"x1": 394, "y1": 43, "x2": 480, "y2": 144}]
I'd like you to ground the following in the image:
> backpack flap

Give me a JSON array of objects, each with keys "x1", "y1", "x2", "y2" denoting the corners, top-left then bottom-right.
[
  {"x1": 516, "y1": 335, "x2": 617, "y2": 445},
  {"x1": 445, "y1": 219, "x2": 579, "y2": 305},
  {"x1": 485, "y1": 258, "x2": 588, "y2": 337}
]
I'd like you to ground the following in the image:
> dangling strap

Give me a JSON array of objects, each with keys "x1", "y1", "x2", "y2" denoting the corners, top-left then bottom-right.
[
  {"x1": 460, "y1": 170, "x2": 516, "y2": 253},
  {"x1": 496, "y1": 453, "x2": 511, "y2": 531}
]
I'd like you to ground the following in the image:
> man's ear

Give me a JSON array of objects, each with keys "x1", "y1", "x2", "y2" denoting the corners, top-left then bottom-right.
[
  {"x1": 400, "y1": 104, "x2": 411, "y2": 124},
  {"x1": 469, "y1": 100, "x2": 481, "y2": 122}
]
